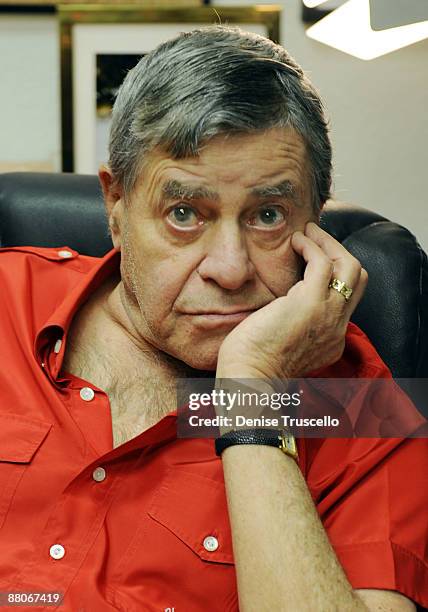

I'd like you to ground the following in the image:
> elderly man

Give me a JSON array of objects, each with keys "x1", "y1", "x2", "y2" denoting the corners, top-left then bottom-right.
[{"x1": 0, "y1": 26, "x2": 426, "y2": 611}]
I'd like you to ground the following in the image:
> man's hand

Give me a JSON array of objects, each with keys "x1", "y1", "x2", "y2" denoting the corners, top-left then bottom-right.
[{"x1": 217, "y1": 222, "x2": 368, "y2": 380}]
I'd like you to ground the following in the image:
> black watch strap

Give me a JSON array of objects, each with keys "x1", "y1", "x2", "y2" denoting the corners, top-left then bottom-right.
[{"x1": 215, "y1": 428, "x2": 298, "y2": 460}]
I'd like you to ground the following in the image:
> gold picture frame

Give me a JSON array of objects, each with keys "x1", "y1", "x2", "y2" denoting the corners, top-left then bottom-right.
[{"x1": 59, "y1": 4, "x2": 281, "y2": 172}]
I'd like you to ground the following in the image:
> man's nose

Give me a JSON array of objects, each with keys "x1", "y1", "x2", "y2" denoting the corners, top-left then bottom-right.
[{"x1": 196, "y1": 223, "x2": 256, "y2": 290}]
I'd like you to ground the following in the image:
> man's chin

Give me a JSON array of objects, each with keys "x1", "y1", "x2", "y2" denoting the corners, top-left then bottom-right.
[
  {"x1": 154, "y1": 326, "x2": 231, "y2": 373},
  {"x1": 179, "y1": 353, "x2": 219, "y2": 374},
  {"x1": 166, "y1": 342, "x2": 222, "y2": 374}
]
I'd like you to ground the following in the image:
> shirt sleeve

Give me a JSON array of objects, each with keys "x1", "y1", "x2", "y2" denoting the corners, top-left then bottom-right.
[
  {"x1": 300, "y1": 322, "x2": 428, "y2": 607},
  {"x1": 305, "y1": 436, "x2": 428, "y2": 608}
]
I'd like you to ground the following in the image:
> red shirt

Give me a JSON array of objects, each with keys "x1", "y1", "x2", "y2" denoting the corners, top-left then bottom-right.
[{"x1": 0, "y1": 245, "x2": 427, "y2": 611}]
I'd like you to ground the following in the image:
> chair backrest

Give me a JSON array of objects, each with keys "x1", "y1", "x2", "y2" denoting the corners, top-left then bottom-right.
[{"x1": 1, "y1": 171, "x2": 427, "y2": 380}]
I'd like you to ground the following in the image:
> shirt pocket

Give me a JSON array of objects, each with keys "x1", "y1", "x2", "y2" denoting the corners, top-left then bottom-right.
[
  {"x1": 111, "y1": 467, "x2": 238, "y2": 612},
  {"x1": 148, "y1": 468, "x2": 235, "y2": 565},
  {"x1": 0, "y1": 413, "x2": 51, "y2": 531}
]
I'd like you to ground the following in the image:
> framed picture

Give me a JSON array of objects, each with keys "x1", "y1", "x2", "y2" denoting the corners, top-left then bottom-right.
[{"x1": 59, "y1": 4, "x2": 281, "y2": 173}]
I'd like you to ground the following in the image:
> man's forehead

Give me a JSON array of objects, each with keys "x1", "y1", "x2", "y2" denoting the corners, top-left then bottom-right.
[
  {"x1": 135, "y1": 127, "x2": 311, "y2": 203},
  {"x1": 144, "y1": 127, "x2": 307, "y2": 169}
]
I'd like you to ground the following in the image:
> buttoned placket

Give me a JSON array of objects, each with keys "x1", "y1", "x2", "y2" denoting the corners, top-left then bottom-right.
[
  {"x1": 12, "y1": 405, "x2": 178, "y2": 599},
  {"x1": 68, "y1": 380, "x2": 114, "y2": 457},
  {"x1": 38, "y1": 339, "x2": 114, "y2": 456},
  {"x1": 12, "y1": 438, "x2": 138, "y2": 597},
  {"x1": 12, "y1": 341, "x2": 125, "y2": 594},
  {"x1": 18, "y1": 332, "x2": 176, "y2": 601}
]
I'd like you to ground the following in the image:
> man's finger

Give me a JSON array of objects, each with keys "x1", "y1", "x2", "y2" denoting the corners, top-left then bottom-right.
[
  {"x1": 291, "y1": 230, "x2": 334, "y2": 299},
  {"x1": 304, "y1": 222, "x2": 363, "y2": 298},
  {"x1": 305, "y1": 222, "x2": 362, "y2": 277},
  {"x1": 327, "y1": 267, "x2": 368, "y2": 322}
]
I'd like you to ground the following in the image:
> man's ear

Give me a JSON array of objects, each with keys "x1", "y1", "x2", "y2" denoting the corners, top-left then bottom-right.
[{"x1": 98, "y1": 164, "x2": 124, "y2": 250}]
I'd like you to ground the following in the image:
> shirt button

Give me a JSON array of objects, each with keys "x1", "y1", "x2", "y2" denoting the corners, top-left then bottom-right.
[
  {"x1": 92, "y1": 467, "x2": 106, "y2": 482},
  {"x1": 49, "y1": 544, "x2": 65, "y2": 560},
  {"x1": 80, "y1": 387, "x2": 95, "y2": 402},
  {"x1": 203, "y1": 536, "x2": 219, "y2": 552},
  {"x1": 58, "y1": 249, "x2": 73, "y2": 259},
  {"x1": 54, "y1": 338, "x2": 62, "y2": 354}
]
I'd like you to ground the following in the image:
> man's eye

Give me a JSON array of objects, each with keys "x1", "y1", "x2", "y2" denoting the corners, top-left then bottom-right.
[
  {"x1": 248, "y1": 206, "x2": 287, "y2": 229},
  {"x1": 167, "y1": 205, "x2": 200, "y2": 228}
]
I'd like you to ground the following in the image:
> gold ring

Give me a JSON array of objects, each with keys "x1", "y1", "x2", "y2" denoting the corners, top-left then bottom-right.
[{"x1": 328, "y1": 278, "x2": 353, "y2": 302}]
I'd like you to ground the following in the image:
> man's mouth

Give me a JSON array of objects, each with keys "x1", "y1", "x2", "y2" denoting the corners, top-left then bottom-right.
[
  {"x1": 189, "y1": 308, "x2": 256, "y2": 315},
  {"x1": 181, "y1": 309, "x2": 256, "y2": 329}
]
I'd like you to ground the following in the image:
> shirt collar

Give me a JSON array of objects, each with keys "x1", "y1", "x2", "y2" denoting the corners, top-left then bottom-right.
[
  {"x1": 33, "y1": 247, "x2": 186, "y2": 445},
  {"x1": 34, "y1": 247, "x2": 121, "y2": 382}
]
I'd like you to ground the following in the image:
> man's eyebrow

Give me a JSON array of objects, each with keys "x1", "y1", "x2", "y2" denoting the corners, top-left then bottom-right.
[
  {"x1": 251, "y1": 179, "x2": 298, "y2": 202},
  {"x1": 161, "y1": 179, "x2": 219, "y2": 202},
  {"x1": 160, "y1": 178, "x2": 299, "y2": 206}
]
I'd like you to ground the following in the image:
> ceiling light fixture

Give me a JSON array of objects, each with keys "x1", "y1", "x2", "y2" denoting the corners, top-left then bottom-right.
[
  {"x1": 306, "y1": 0, "x2": 428, "y2": 60},
  {"x1": 302, "y1": 0, "x2": 331, "y2": 7}
]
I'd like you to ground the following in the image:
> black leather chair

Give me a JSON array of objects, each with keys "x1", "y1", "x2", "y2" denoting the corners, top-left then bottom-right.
[{"x1": 0, "y1": 171, "x2": 427, "y2": 384}]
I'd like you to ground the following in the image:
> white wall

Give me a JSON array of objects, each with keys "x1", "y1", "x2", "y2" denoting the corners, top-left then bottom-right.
[
  {"x1": 0, "y1": 15, "x2": 61, "y2": 172},
  {"x1": 0, "y1": 3, "x2": 427, "y2": 249},
  {"x1": 279, "y1": 0, "x2": 428, "y2": 251}
]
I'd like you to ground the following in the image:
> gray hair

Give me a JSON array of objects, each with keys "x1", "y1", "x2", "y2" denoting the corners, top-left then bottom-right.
[{"x1": 109, "y1": 25, "x2": 332, "y2": 212}]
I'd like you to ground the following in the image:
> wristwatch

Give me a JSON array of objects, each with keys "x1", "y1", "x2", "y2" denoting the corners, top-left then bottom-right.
[{"x1": 215, "y1": 428, "x2": 299, "y2": 461}]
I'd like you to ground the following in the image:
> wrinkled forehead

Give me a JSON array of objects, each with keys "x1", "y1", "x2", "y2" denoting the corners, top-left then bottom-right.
[{"x1": 132, "y1": 128, "x2": 312, "y2": 205}]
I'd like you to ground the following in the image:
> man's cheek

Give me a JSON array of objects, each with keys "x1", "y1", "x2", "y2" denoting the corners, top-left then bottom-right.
[
  {"x1": 138, "y1": 280, "x2": 183, "y2": 325},
  {"x1": 259, "y1": 258, "x2": 302, "y2": 297}
]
